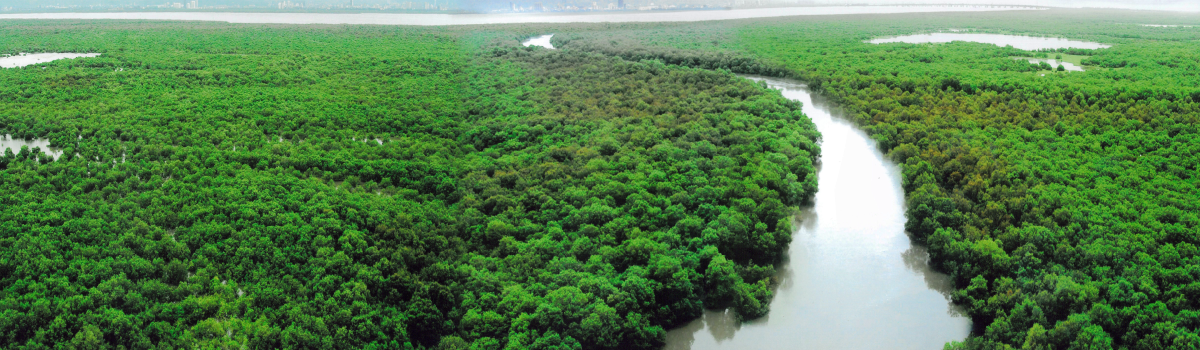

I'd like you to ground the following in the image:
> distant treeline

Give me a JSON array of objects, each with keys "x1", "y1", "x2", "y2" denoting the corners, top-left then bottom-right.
[{"x1": 556, "y1": 8, "x2": 1200, "y2": 349}]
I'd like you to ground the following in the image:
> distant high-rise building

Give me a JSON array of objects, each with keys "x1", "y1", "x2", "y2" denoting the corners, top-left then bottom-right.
[{"x1": 617, "y1": 0, "x2": 623, "y2": 8}]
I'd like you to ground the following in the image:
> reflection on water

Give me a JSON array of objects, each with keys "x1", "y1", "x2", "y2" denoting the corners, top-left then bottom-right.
[
  {"x1": 0, "y1": 53, "x2": 101, "y2": 68},
  {"x1": 1019, "y1": 58, "x2": 1084, "y2": 71},
  {"x1": 522, "y1": 34, "x2": 555, "y2": 49},
  {"x1": 663, "y1": 76, "x2": 970, "y2": 350},
  {"x1": 0, "y1": 134, "x2": 65, "y2": 160},
  {"x1": 0, "y1": 6, "x2": 1036, "y2": 25},
  {"x1": 870, "y1": 33, "x2": 1110, "y2": 50}
]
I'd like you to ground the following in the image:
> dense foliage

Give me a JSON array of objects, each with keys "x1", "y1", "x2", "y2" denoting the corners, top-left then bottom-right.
[
  {"x1": 557, "y1": 9, "x2": 1200, "y2": 349},
  {"x1": 0, "y1": 21, "x2": 819, "y2": 349}
]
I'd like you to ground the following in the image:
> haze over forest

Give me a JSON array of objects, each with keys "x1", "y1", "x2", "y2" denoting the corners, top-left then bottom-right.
[{"x1": 6, "y1": 0, "x2": 1197, "y2": 12}]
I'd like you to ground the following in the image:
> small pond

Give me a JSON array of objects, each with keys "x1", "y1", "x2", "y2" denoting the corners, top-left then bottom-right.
[
  {"x1": 0, "y1": 53, "x2": 101, "y2": 68},
  {"x1": 869, "y1": 33, "x2": 1110, "y2": 50},
  {"x1": 1019, "y1": 58, "x2": 1084, "y2": 71},
  {"x1": 0, "y1": 134, "x2": 65, "y2": 160},
  {"x1": 522, "y1": 34, "x2": 555, "y2": 49}
]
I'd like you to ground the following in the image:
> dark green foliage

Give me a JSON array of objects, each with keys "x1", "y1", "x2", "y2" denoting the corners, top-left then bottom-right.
[
  {"x1": 555, "y1": 8, "x2": 1200, "y2": 350},
  {"x1": 0, "y1": 21, "x2": 818, "y2": 349},
  {"x1": 449, "y1": 44, "x2": 820, "y2": 347}
]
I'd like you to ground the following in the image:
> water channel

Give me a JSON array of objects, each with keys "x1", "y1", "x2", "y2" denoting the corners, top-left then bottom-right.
[
  {"x1": 0, "y1": 6, "x2": 1037, "y2": 25},
  {"x1": 663, "y1": 76, "x2": 970, "y2": 350}
]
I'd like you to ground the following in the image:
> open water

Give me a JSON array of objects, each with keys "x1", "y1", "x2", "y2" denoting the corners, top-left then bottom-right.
[
  {"x1": 0, "y1": 134, "x2": 64, "y2": 160},
  {"x1": 1020, "y1": 57, "x2": 1084, "y2": 71},
  {"x1": 522, "y1": 34, "x2": 555, "y2": 49},
  {"x1": 664, "y1": 76, "x2": 971, "y2": 350},
  {"x1": 869, "y1": 33, "x2": 1110, "y2": 50},
  {"x1": 0, "y1": 53, "x2": 100, "y2": 68}
]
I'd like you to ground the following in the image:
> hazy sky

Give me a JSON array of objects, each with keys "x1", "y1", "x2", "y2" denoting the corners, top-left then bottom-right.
[
  {"x1": 5, "y1": 0, "x2": 1197, "y2": 12},
  {"x1": 812, "y1": 0, "x2": 1197, "y2": 12}
]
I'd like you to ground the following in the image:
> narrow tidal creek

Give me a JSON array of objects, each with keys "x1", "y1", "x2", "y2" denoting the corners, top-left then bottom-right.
[{"x1": 664, "y1": 76, "x2": 971, "y2": 349}]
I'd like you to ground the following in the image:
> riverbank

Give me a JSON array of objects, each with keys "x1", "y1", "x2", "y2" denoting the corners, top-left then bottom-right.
[{"x1": 664, "y1": 75, "x2": 970, "y2": 350}]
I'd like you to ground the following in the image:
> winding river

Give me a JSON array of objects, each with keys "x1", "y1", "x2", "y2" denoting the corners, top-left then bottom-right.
[{"x1": 664, "y1": 76, "x2": 970, "y2": 349}]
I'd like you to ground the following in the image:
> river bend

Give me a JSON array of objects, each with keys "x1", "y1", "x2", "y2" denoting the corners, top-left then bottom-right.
[{"x1": 664, "y1": 76, "x2": 971, "y2": 350}]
